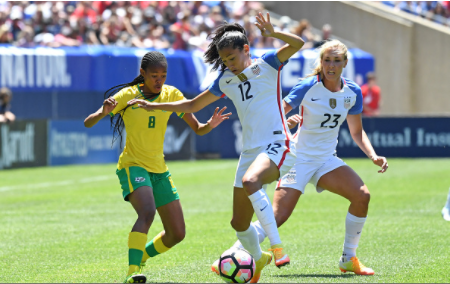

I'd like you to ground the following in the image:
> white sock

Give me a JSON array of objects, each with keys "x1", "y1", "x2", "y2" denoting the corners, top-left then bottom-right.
[
  {"x1": 232, "y1": 221, "x2": 267, "y2": 250},
  {"x1": 342, "y1": 212, "x2": 366, "y2": 259},
  {"x1": 248, "y1": 190, "x2": 281, "y2": 246},
  {"x1": 445, "y1": 188, "x2": 450, "y2": 208},
  {"x1": 236, "y1": 224, "x2": 262, "y2": 261}
]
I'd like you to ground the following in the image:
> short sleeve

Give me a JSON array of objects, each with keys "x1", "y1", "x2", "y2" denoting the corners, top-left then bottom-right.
[
  {"x1": 109, "y1": 89, "x2": 128, "y2": 117},
  {"x1": 284, "y1": 77, "x2": 316, "y2": 109},
  {"x1": 208, "y1": 70, "x2": 225, "y2": 97},
  {"x1": 171, "y1": 88, "x2": 187, "y2": 118},
  {"x1": 347, "y1": 81, "x2": 364, "y2": 115},
  {"x1": 261, "y1": 50, "x2": 289, "y2": 70}
]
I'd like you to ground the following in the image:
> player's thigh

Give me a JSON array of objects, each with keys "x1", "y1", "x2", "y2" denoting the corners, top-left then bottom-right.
[
  {"x1": 117, "y1": 166, "x2": 156, "y2": 214},
  {"x1": 243, "y1": 154, "x2": 279, "y2": 188},
  {"x1": 128, "y1": 186, "x2": 156, "y2": 216},
  {"x1": 232, "y1": 186, "x2": 255, "y2": 231},
  {"x1": 272, "y1": 187, "x2": 302, "y2": 227},
  {"x1": 245, "y1": 140, "x2": 296, "y2": 184},
  {"x1": 317, "y1": 165, "x2": 367, "y2": 201}
]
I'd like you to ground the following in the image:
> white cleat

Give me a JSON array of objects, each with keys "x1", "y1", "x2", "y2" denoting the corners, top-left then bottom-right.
[{"x1": 442, "y1": 207, "x2": 450, "y2": 221}]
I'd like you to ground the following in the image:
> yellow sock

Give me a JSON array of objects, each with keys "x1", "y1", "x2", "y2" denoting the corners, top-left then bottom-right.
[
  {"x1": 141, "y1": 231, "x2": 171, "y2": 263},
  {"x1": 128, "y1": 232, "x2": 147, "y2": 275}
]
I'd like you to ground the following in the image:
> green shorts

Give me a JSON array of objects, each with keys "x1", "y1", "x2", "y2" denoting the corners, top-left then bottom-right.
[{"x1": 116, "y1": 166, "x2": 179, "y2": 208}]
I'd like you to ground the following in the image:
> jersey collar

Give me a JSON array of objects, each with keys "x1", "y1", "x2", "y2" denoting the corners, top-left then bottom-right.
[{"x1": 137, "y1": 84, "x2": 161, "y2": 102}]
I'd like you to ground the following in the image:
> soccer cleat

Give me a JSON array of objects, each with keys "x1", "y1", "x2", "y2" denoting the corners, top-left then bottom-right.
[
  {"x1": 442, "y1": 207, "x2": 450, "y2": 221},
  {"x1": 249, "y1": 251, "x2": 272, "y2": 283},
  {"x1": 211, "y1": 259, "x2": 220, "y2": 275},
  {"x1": 124, "y1": 272, "x2": 146, "y2": 283},
  {"x1": 339, "y1": 256, "x2": 374, "y2": 275},
  {"x1": 268, "y1": 244, "x2": 290, "y2": 268}
]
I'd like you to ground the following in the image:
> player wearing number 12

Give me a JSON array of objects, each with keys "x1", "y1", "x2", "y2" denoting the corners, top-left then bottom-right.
[
  {"x1": 127, "y1": 12, "x2": 304, "y2": 283},
  {"x1": 84, "y1": 51, "x2": 231, "y2": 283}
]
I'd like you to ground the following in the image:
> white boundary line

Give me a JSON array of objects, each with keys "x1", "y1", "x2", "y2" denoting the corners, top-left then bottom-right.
[{"x1": 0, "y1": 175, "x2": 112, "y2": 192}]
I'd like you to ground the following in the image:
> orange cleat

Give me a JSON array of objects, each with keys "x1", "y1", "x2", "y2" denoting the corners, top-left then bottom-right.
[
  {"x1": 339, "y1": 256, "x2": 375, "y2": 275},
  {"x1": 268, "y1": 244, "x2": 290, "y2": 268}
]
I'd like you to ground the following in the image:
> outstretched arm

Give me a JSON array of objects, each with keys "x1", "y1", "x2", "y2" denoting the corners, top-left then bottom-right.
[
  {"x1": 347, "y1": 113, "x2": 388, "y2": 173},
  {"x1": 183, "y1": 107, "x2": 232, "y2": 136},
  {"x1": 255, "y1": 12, "x2": 304, "y2": 63},
  {"x1": 127, "y1": 90, "x2": 220, "y2": 114}
]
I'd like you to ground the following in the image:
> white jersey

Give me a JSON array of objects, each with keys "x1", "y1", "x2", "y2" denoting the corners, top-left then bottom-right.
[
  {"x1": 284, "y1": 75, "x2": 363, "y2": 160},
  {"x1": 208, "y1": 50, "x2": 291, "y2": 151}
]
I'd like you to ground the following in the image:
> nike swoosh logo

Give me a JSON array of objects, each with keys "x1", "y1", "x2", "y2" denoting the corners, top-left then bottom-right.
[
  {"x1": 311, "y1": 98, "x2": 320, "y2": 101},
  {"x1": 260, "y1": 205, "x2": 268, "y2": 211},
  {"x1": 226, "y1": 79, "x2": 232, "y2": 84},
  {"x1": 132, "y1": 106, "x2": 140, "y2": 109},
  {"x1": 277, "y1": 254, "x2": 288, "y2": 262}
]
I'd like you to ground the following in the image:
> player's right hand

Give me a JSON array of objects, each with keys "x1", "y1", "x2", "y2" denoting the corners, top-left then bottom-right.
[
  {"x1": 286, "y1": 114, "x2": 302, "y2": 129},
  {"x1": 102, "y1": 97, "x2": 117, "y2": 115},
  {"x1": 127, "y1": 98, "x2": 154, "y2": 111}
]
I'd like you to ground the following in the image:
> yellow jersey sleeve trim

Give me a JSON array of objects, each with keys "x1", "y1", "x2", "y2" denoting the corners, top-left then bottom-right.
[{"x1": 178, "y1": 112, "x2": 185, "y2": 118}]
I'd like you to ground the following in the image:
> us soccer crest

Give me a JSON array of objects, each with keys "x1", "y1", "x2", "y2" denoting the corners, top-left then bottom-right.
[
  {"x1": 285, "y1": 169, "x2": 296, "y2": 184},
  {"x1": 251, "y1": 65, "x2": 261, "y2": 75},
  {"x1": 329, "y1": 98, "x2": 337, "y2": 109},
  {"x1": 344, "y1": 97, "x2": 351, "y2": 109}
]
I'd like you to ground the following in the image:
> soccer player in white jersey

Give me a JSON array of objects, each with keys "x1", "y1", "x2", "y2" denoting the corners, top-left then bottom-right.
[
  {"x1": 220, "y1": 39, "x2": 389, "y2": 276},
  {"x1": 127, "y1": 12, "x2": 304, "y2": 282}
]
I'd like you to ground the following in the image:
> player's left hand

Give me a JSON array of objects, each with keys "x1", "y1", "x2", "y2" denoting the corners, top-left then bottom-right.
[
  {"x1": 371, "y1": 155, "x2": 388, "y2": 173},
  {"x1": 127, "y1": 98, "x2": 155, "y2": 111},
  {"x1": 207, "y1": 107, "x2": 232, "y2": 129},
  {"x1": 255, "y1": 12, "x2": 275, "y2": 37}
]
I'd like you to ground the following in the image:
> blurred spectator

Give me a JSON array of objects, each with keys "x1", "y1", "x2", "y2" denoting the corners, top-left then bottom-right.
[
  {"x1": 385, "y1": 1, "x2": 450, "y2": 27},
  {"x1": 0, "y1": 24, "x2": 12, "y2": 44},
  {"x1": 361, "y1": 72, "x2": 382, "y2": 117},
  {"x1": 313, "y1": 23, "x2": 332, "y2": 48},
  {"x1": 0, "y1": 1, "x2": 338, "y2": 51},
  {"x1": 292, "y1": 19, "x2": 314, "y2": 49},
  {"x1": 170, "y1": 12, "x2": 193, "y2": 50},
  {"x1": 0, "y1": 87, "x2": 15, "y2": 124}
]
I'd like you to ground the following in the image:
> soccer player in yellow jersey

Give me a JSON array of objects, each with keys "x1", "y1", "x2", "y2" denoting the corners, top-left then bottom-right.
[{"x1": 84, "y1": 51, "x2": 231, "y2": 283}]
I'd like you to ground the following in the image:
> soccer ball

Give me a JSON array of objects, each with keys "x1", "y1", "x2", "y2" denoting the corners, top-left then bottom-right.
[{"x1": 219, "y1": 248, "x2": 256, "y2": 283}]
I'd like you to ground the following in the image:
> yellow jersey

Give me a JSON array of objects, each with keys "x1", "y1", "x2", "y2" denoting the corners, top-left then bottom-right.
[{"x1": 109, "y1": 84, "x2": 185, "y2": 173}]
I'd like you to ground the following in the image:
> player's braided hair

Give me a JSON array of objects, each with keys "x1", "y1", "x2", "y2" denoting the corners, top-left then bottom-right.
[
  {"x1": 204, "y1": 22, "x2": 249, "y2": 71},
  {"x1": 105, "y1": 51, "x2": 168, "y2": 147}
]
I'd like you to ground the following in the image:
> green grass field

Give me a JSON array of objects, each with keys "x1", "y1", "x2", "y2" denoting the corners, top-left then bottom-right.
[{"x1": 1, "y1": 158, "x2": 450, "y2": 283}]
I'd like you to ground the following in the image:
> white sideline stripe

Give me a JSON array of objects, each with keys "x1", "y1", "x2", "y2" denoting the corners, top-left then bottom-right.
[{"x1": 0, "y1": 175, "x2": 112, "y2": 192}]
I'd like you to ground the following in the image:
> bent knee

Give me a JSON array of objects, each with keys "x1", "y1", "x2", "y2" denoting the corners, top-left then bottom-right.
[
  {"x1": 242, "y1": 176, "x2": 262, "y2": 195},
  {"x1": 355, "y1": 185, "x2": 370, "y2": 204},
  {"x1": 168, "y1": 229, "x2": 186, "y2": 245},
  {"x1": 139, "y1": 209, "x2": 156, "y2": 225}
]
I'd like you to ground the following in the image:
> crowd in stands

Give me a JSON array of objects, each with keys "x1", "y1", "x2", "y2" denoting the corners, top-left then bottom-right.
[
  {"x1": 382, "y1": 1, "x2": 450, "y2": 27},
  {"x1": 0, "y1": 1, "x2": 334, "y2": 51}
]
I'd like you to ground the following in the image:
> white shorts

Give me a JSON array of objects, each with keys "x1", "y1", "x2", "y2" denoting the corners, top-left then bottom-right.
[
  {"x1": 234, "y1": 140, "x2": 296, "y2": 188},
  {"x1": 277, "y1": 155, "x2": 347, "y2": 194}
]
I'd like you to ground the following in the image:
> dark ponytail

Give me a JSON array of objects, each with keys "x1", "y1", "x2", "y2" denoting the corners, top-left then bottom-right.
[
  {"x1": 106, "y1": 51, "x2": 168, "y2": 147},
  {"x1": 204, "y1": 22, "x2": 249, "y2": 71}
]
